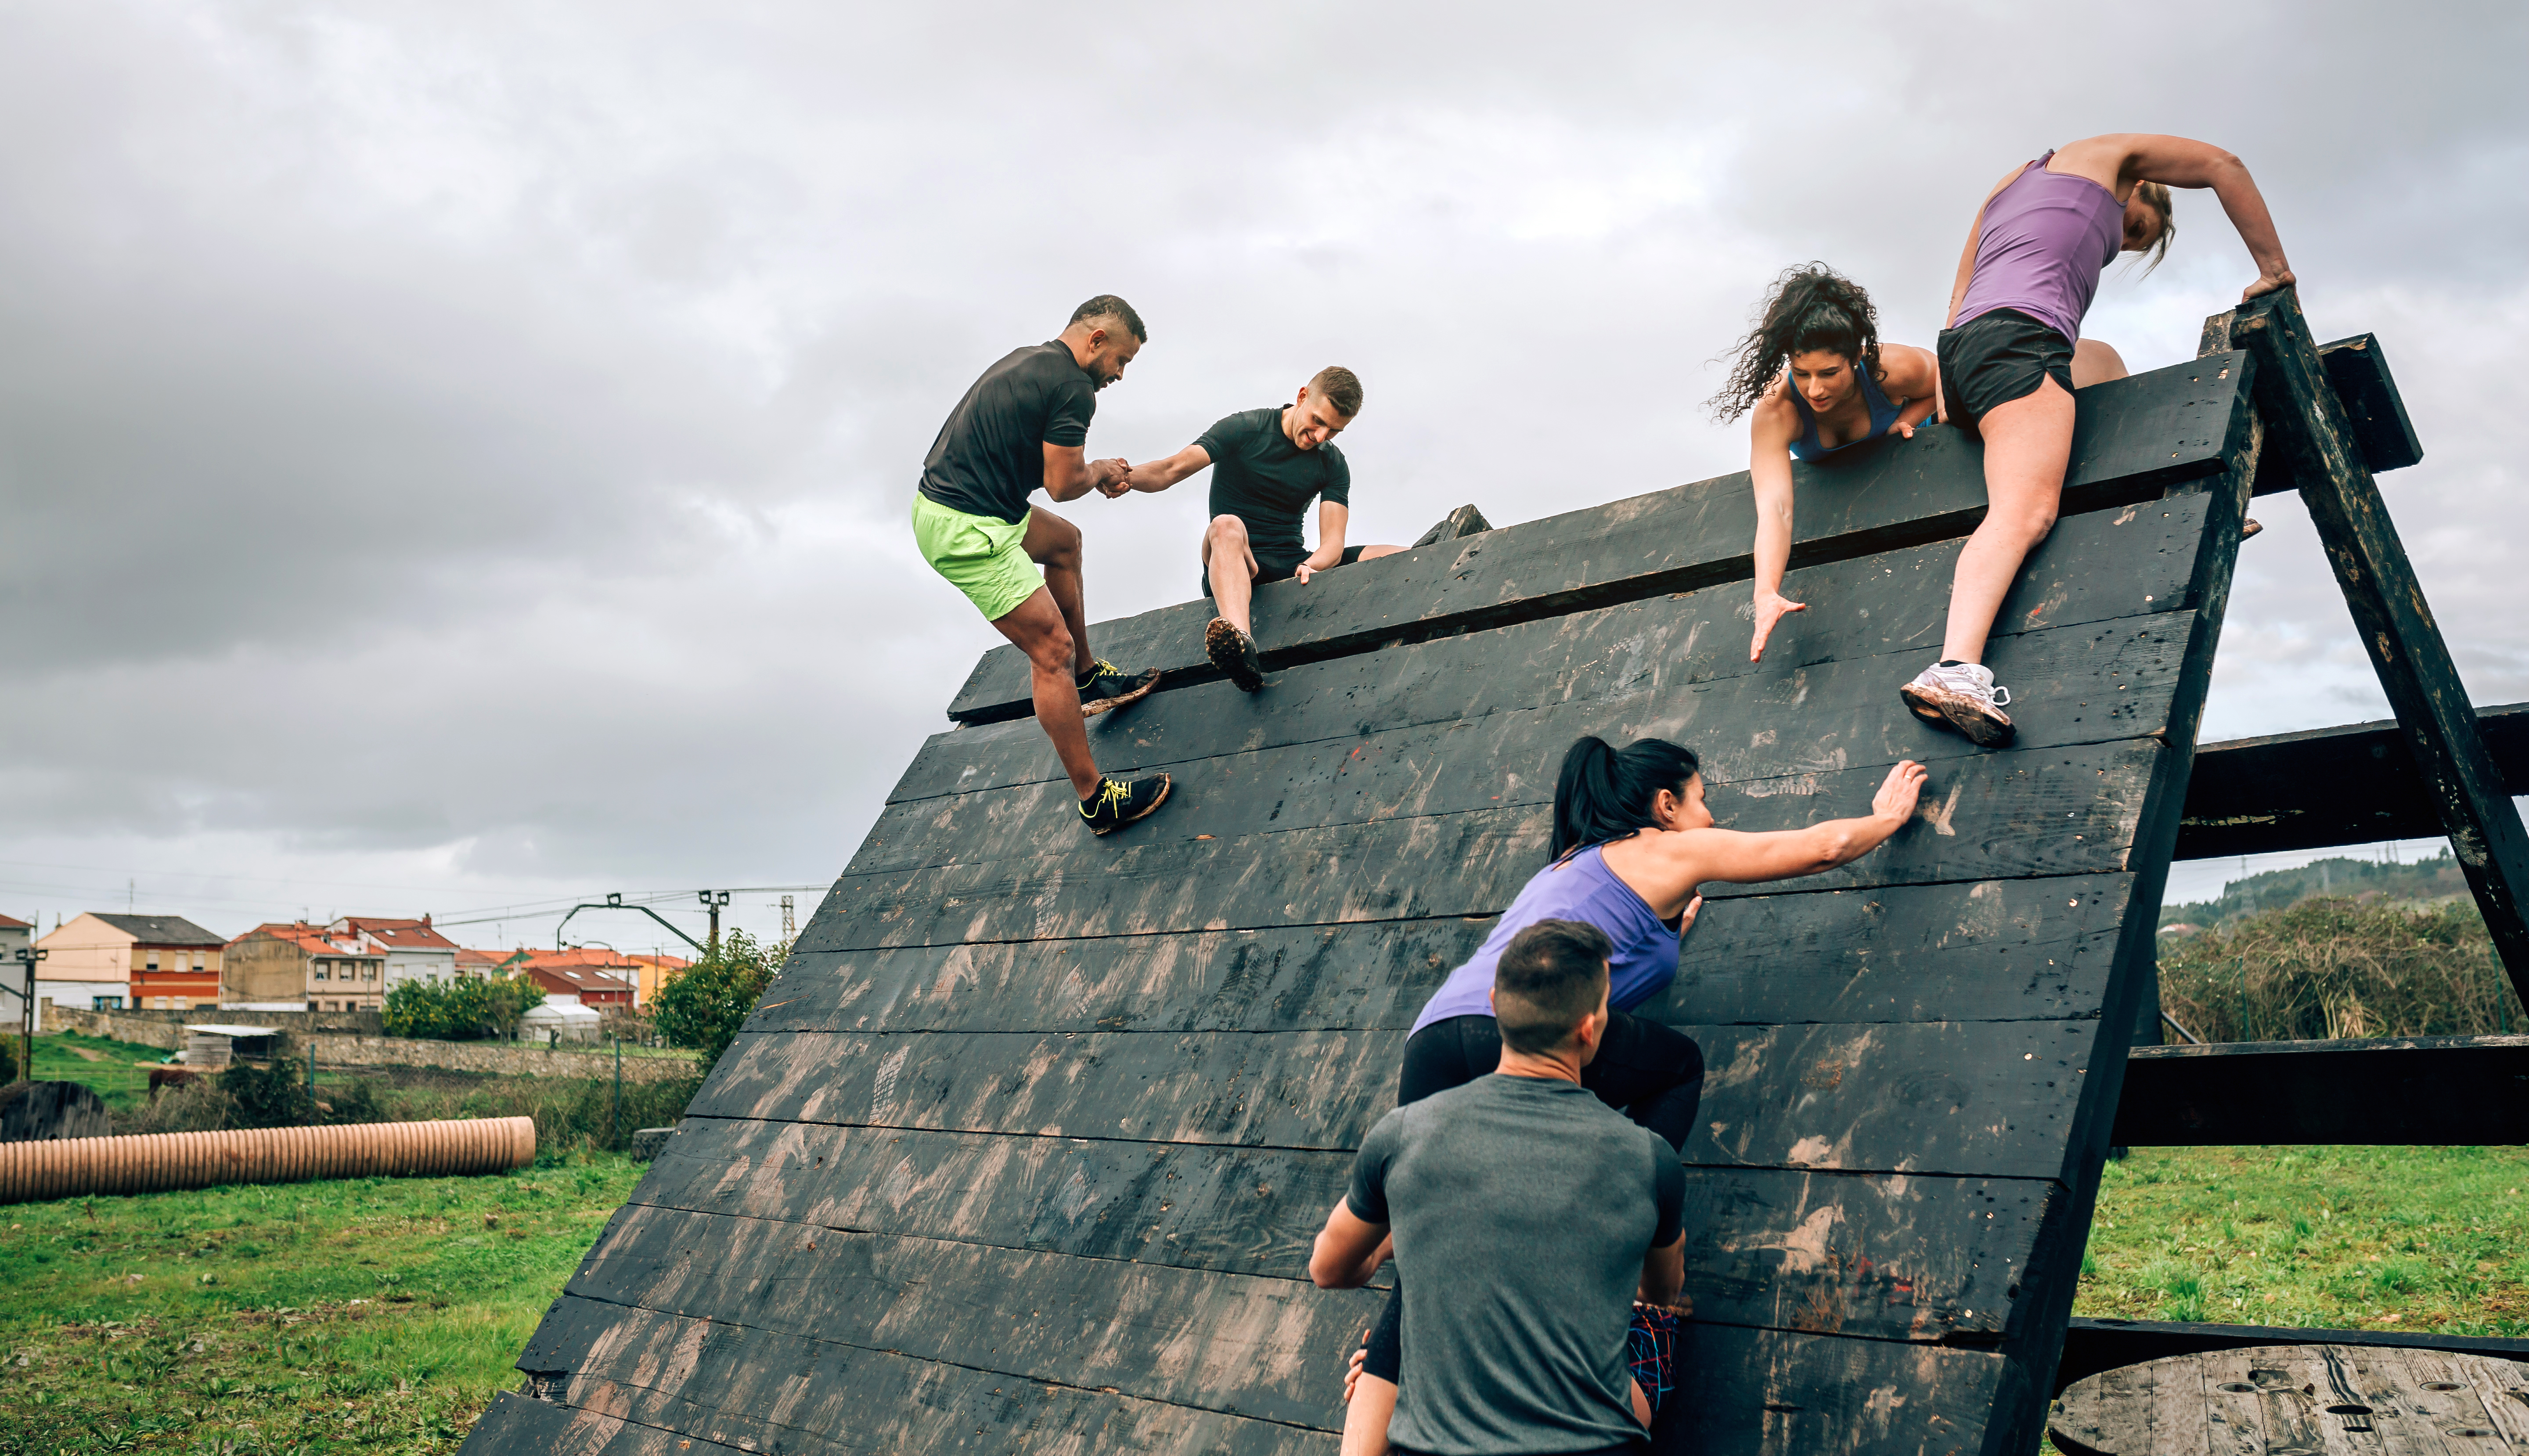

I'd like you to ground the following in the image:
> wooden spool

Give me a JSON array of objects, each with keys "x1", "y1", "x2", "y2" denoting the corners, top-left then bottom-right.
[{"x1": 2050, "y1": 1344, "x2": 2529, "y2": 1455}]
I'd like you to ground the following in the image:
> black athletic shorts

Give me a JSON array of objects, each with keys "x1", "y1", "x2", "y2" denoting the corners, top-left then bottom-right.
[
  {"x1": 1200, "y1": 543, "x2": 1365, "y2": 599},
  {"x1": 1937, "y1": 306, "x2": 2075, "y2": 431}
]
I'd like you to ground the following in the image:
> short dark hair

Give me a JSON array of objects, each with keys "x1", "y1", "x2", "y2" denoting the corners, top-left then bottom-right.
[
  {"x1": 1310, "y1": 365, "x2": 1363, "y2": 416},
  {"x1": 1494, "y1": 919, "x2": 1612, "y2": 1053},
  {"x1": 1069, "y1": 294, "x2": 1147, "y2": 342}
]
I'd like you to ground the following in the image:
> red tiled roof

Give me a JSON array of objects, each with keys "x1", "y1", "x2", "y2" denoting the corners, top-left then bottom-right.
[
  {"x1": 230, "y1": 922, "x2": 381, "y2": 960},
  {"x1": 524, "y1": 964, "x2": 637, "y2": 994},
  {"x1": 335, "y1": 917, "x2": 460, "y2": 951},
  {"x1": 0, "y1": 913, "x2": 30, "y2": 930}
]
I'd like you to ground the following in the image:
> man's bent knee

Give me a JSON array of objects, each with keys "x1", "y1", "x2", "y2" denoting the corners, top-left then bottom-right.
[{"x1": 1206, "y1": 514, "x2": 1249, "y2": 547}]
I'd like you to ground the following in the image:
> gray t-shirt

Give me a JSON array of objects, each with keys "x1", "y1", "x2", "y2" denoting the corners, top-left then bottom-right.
[{"x1": 1347, "y1": 1074, "x2": 1685, "y2": 1456}]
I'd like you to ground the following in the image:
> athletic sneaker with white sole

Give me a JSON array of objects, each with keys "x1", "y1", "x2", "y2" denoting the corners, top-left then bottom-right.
[{"x1": 1899, "y1": 661, "x2": 2015, "y2": 747}]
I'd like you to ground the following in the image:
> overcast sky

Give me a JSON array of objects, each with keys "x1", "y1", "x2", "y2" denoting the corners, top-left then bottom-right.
[{"x1": 3, "y1": 0, "x2": 2522, "y2": 949}]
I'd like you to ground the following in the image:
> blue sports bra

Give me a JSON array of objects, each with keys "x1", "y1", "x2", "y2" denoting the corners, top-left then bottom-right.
[{"x1": 1787, "y1": 363, "x2": 1900, "y2": 460}]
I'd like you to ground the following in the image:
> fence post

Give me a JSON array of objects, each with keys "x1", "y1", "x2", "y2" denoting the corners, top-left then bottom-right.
[
  {"x1": 306, "y1": 1039, "x2": 317, "y2": 1122},
  {"x1": 612, "y1": 1037, "x2": 622, "y2": 1146}
]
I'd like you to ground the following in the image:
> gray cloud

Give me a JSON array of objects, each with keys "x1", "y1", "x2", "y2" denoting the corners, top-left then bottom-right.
[{"x1": 3, "y1": 0, "x2": 2523, "y2": 942}]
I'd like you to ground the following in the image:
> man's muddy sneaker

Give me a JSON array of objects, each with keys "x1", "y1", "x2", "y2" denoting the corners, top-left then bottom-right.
[
  {"x1": 1080, "y1": 773, "x2": 1172, "y2": 835},
  {"x1": 1899, "y1": 662, "x2": 2015, "y2": 748},
  {"x1": 1077, "y1": 659, "x2": 1161, "y2": 717},
  {"x1": 1204, "y1": 617, "x2": 1266, "y2": 693}
]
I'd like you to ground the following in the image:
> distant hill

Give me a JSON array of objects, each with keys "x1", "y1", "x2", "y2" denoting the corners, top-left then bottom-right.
[{"x1": 2159, "y1": 849, "x2": 2472, "y2": 930}]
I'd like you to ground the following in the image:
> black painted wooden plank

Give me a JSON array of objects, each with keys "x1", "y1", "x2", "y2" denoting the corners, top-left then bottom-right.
[
  {"x1": 2175, "y1": 702, "x2": 2529, "y2": 860},
  {"x1": 564, "y1": 1204, "x2": 1369, "y2": 1427},
  {"x1": 1657, "y1": 874, "x2": 2133, "y2": 1028},
  {"x1": 752, "y1": 874, "x2": 2136, "y2": 1037},
  {"x1": 1409, "y1": 502, "x2": 1491, "y2": 547},
  {"x1": 894, "y1": 501, "x2": 2222, "y2": 806},
  {"x1": 515, "y1": 1297, "x2": 1323, "y2": 1453},
  {"x1": 2111, "y1": 1035, "x2": 2529, "y2": 1146},
  {"x1": 2318, "y1": 334, "x2": 2422, "y2": 474},
  {"x1": 459, "y1": 1392, "x2": 755, "y2": 1456},
  {"x1": 806, "y1": 745, "x2": 2166, "y2": 952},
  {"x1": 947, "y1": 356, "x2": 2252, "y2": 724},
  {"x1": 2213, "y1": 290, "x2": 2529, "y2": 1000},
  {"x1": 1651, "y1": 1320, "x2": 2031, "y2": 1456},
  {"x1": 2056, "y1": 1318, "x2": 2529, "y2": 1396},
  {"x1": 688, "y1": 1027, "x2": 1400, "y2": 1149},
  {"x1": 852, "y1": 615, "x2": 2198, "y2": 879},
  {"x1": 745, "y1": 921, "x2": 1484, "y2": 1037},
  {"x1": 627, "y1": 1118, "x2": 2062, "y2": 1346}
]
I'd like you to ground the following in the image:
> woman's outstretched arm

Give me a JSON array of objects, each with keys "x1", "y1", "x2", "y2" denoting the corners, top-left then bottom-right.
[
  {"x1": 1748, "y1": 385, "x2": 1806, "y2": 662},
  {"x1": 1631, "y1": 760, "x2": 1927, "y2": 905}
]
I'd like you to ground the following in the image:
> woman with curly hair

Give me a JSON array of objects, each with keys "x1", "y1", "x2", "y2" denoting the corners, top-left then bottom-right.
[
  {"x1": 1710, "y1": 265, "x2": 1944, "y2": 663},
  {"x1": 1901, "y1": 133, "x2": 2292, "y2": 748}
]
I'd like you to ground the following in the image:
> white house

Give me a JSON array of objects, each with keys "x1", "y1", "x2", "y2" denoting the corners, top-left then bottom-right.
[
  {"x1": 329, "y1": 916, "x2": 461, "y2": 994},
  {"x1": 0, "y1": 913, "x2": 34, "y2": 1031}
]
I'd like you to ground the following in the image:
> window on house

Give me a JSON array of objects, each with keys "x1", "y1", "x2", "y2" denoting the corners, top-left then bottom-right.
[
  {"x1": 146, "y1": 953, "x2": 160, "y2": 971},
  {"x1": 192, "y1": 952, "x2": 206, "y2": 971},
  {"x1": 364, "y1": 965, "x2": 378, "y2": 981},
  {"x1": 314, "y1": 965, "x2": 330, "y2": 981},
  {"x1": 93, "y1": 996, "x2": 122, "y2": 1010}
]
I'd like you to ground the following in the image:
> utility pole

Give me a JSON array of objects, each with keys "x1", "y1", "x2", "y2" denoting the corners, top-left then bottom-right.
[
  {"x1": 698, "y1": 890, "x2": 730, "y2": 957},
  {"x1": 14, "y1": 946, "x2": 46, "y2": 1086},
  {"x1": 780, "y1": 895, "x2": 795, "y2": 940}
]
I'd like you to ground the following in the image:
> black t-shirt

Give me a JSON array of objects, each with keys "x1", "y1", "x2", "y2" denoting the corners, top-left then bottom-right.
[
  {"x1": 1196, "y1": 406, "x2": 1351, "y2": 560},
  {"x1": 1347, "y1": 1074, "x2": 1684, "y2": 1455},
  {"x1": 918, "y1": 342, "x2": 1098, "y2": 525}
]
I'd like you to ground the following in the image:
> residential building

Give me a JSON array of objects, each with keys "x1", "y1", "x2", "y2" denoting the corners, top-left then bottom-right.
[
  {"x1": 222, "y1": 923, "x2": 385, "y2": 1012},
  {"x1": 516, "y1": 948, "x2": 638, "y2": 1007},
  {"x1": 626, "y1": 952, "x2": 693, "y2": 1009},
  {"x1": 37, "y1": 913, "x2": 226, "y2": 1011},
  {"x1": 329, "y1": 916, "x2": 460, "y2": 992},
  {"x1": 455, "y1": 947, "x2": 531, "y2": 978}
]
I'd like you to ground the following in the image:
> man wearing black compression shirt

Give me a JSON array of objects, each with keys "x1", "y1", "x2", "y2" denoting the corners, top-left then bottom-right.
[{"x1": 1106, "y1": 367, "x2": 1400, "y2": 692}]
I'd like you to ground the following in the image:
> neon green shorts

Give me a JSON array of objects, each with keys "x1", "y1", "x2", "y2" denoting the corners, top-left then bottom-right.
[{"x1": 912, "y1": 493, "x2": 1043, "y2": 622}]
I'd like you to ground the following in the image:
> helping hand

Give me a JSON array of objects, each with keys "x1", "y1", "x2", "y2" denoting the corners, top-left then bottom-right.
[
  {"x1": 1092, "y1": 458, "x2": 1133, "y2": 497},
  {"x1": 1873, "y1": 759, "x2": 1928, "y2": 823},
  {"x1": 1749, "y1": 590, "x2": 1807, "y2": 662}
]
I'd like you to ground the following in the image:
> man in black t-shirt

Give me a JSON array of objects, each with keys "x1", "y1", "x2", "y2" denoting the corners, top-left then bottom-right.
[
  {"x1": 912, "y1": 295, "x2": 1173, "y2": 836},
  {"x1": 1106, "y1": 367, "x2": 1400, "y2": 692},
  {"x1": 1310, "y1": 920, "x2": 1686, "y2": 1456}
]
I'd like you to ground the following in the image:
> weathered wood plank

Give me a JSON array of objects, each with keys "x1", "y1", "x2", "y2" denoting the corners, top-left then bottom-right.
[
  {"x1": 2057, "y1": 1318, "x2": 2529, "y2": 1399},
  {"x1": 2111, "y1": 1035, "x2": 2529, "y2": 1147},
  {"x1": 563, "y1": 1204, "x2": 1367, "y2": 1426},
  {"x1": 1651, "y1": 1319, "x2": 2032, "y2": 1456},
  {"x1": 461, "y1": 1392, "x2": 756, "y2": 1456},
  {"x1": 752, "y1": 874, "x2": 2136, "y2": 1037},
  {"x1": 2215, "y1": 290, "x2": 2529, "y2": 1001},
  {"x1": 1657, "y1": 874, "x2": 2132, "y2": 1027},
  {"x1": 853, "y1": 614, "x2": 2197, "y2": 879},
  {"x1": 806, "y1": 744, "x2": 2166, "y2": 952},
  {"x1": 895, "y1": 500, "x2": 2222, "y2": 806},
  {"x1": 948, "y1": 356, "x2": 2252, "y2": 723},
  {"x1": 515, "y1": 1297, "x2": 1327, "y2": 1452},
  {"x1": 627, "y1": 1117, "x2": 2063, "y2": 1345},
  {"x1": 2175, "y1": 702, "x2": 2529, "y2": 860}
]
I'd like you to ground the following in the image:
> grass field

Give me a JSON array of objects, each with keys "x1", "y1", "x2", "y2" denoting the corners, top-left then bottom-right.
[
  {"x1": 2, "y1": 1145, "x2": 2525, "y2": 1453},
  {"x1": 20, "y1": 1034, "x2": 170, "y2": 1117}
]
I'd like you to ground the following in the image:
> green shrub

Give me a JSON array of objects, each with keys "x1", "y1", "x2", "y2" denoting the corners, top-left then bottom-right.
[
  {"x1": 2161, "y1": 897, "x2": 2524, "y2": 1041},
  {"x1": 649, "y1": 930, "x2": 784, "y2": 1074},
  {"x1": 381, "y1": 973, "x2": 543, "y2": 1040}
]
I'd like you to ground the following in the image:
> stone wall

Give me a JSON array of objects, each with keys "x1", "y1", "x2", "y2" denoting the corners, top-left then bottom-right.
[
  {"x1": 40, "y1": 1003, "x2": 386, "y2": 1040},
  {"x1": 41, "y1": 1006, "x2": 699, "y2": 1083}
]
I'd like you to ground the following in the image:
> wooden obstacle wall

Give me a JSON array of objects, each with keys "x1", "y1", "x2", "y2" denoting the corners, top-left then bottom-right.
[{"x1": 463, "y1": 350, "x2": 2265, "y2": 1456}]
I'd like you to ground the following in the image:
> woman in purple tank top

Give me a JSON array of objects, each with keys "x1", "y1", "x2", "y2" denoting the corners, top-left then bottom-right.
[
  {"x1": 1902, "y1": 134, "x2": 2295, "y2": 749},
  {"x1": 1340, "y1": 735, "x2": 1929, "y2": 1453}
]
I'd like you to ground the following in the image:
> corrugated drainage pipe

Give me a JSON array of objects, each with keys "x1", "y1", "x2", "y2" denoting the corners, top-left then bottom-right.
[{"x1": 0, "y1": 1117, "x2": 537, "y2": 1205}]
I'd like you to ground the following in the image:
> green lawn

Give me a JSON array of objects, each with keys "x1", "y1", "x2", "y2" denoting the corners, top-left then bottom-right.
[
  {"x1": 0, "y1": 1152, "x2": 644, "y2": 1455},
  {"x1": 2072, "y1": 1145, "x2": 2529, "y2": 1335},
  {"x1": 20, "y1": 1034, "x2": 173, "y2": 1117}
]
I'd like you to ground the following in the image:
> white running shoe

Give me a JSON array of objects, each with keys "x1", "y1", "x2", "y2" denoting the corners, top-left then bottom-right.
[{"x1": 1899, "y1": 661, "x2": 2015, "y2": 748}]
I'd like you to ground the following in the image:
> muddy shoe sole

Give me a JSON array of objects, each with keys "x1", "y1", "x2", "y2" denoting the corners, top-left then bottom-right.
[
  {"x1": 1088, "y1": 774, "x2": 1172, "y2": 836},
  {"x1": 1898, "y1": 681, "x2": 2016, "y2": 748},
  {"x1": 1080, "y1": 668, "x2": 1161, "y2": 717},
  {"x1": 1204, "y1": 618, "x2": 1265, "y2": 693}
]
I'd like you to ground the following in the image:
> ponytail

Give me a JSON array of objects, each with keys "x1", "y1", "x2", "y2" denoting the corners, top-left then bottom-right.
[{"x1": 1551, "y1": 735, "x2": 1701, "y2": 859}]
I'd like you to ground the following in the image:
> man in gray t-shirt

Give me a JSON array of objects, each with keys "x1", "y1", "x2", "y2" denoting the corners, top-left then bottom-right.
[{"x1": 1311, "y1": 920, "x2": 1687, "y2": 1456}]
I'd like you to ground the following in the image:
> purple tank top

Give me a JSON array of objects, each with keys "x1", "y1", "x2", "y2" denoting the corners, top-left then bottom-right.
[
  {"x1": 1951, "y1": 152, "x2": 2125, "y2": 345},
  {"x1": 1409, "y1": 844, "x2": 1684, "y2": 1035}
]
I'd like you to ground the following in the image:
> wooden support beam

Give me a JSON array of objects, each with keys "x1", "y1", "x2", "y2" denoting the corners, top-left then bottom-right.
[
  {"x1": 2176, "y1": 702, "x2": 2529, "y2": 859},
  {"x1": 2057, "y1": 1318, "x2": 2529, "y2": 1397},
  {"x1": 2206, "y1": 289, "x2": 2529, "y2": 1007},
  {"x1": 2110, "y1": 1035, "x2": 2529, "y2": 1146}
]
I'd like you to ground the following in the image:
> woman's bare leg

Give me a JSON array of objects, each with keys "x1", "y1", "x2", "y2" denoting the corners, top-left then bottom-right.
[
  {"x1": 1942, "y1": 376, "x2": 2073, "y2": 664},
  {"x1": 1341, "y1": 1369, "x2": 1396, "y2": 1456},
  {"x1": 2071, "y1": 338, "x2": 2129, "y2": 388}
]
